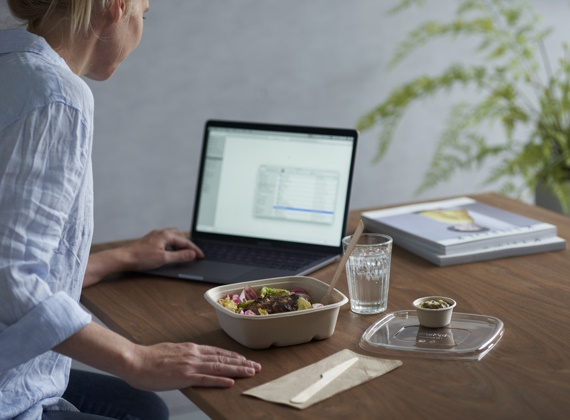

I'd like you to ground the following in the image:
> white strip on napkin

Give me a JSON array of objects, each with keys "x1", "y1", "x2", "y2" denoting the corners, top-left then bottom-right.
[{"x1": 243, "y1": 349, "x2": 402, "y2": 409}]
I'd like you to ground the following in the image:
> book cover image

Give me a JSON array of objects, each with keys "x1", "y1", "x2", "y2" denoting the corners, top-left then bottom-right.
[{"x1": 365, "y1": 197, "x2": 552, "y2": 247}]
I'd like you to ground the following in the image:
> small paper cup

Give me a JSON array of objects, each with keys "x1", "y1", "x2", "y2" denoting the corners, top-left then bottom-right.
[{"x1": 413, "y1": 296, "x2": 457, "y2": 328}]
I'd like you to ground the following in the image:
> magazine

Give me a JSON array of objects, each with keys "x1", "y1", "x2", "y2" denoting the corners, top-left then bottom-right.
[
  {"x1": 399, "y1": 235, "x2": 566, "y2": 266},
  {"x1": 362, "y1": 197, "x2": 558, "y2": 255}
]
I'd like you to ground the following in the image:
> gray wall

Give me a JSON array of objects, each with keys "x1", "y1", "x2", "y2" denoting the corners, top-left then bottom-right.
[{"x1": 1, "y1": 1, "x2": 567, "y2": 243}]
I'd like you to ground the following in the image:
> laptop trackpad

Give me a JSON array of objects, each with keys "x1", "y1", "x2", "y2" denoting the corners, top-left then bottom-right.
[{"x1": 175, "y1": 260, "x2": 254, "y2": 283}]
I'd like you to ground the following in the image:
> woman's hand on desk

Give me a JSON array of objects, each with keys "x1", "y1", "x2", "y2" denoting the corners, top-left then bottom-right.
[
  {"x1": 125, "y1": 342, "x2": 262, "y2": 390},
  {"x1": 84, "y1": 228, "x2": 203, "y2": 287},
  {"x1": 55, "y1": 322, "x2": 262, "y2": 392}
]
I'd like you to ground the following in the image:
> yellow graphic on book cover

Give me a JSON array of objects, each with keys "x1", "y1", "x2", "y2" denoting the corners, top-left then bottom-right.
[{"x1": 418, "y1": 209, "x2": 488, "y2": 233}]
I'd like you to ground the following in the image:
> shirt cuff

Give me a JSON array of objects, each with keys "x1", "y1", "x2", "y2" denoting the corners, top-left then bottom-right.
[{"x1": 0, "y1": 292, "x2": 92, "y2": 371}]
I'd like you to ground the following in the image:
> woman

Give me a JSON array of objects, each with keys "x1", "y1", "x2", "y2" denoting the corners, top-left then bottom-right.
[{"x1": 0, "y1": 1, "x2": 261, "y2": 418}]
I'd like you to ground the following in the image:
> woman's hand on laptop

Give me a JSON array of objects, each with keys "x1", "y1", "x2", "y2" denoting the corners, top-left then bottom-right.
[
  {"x1": 123, "y1": 227, "x2": 205, "y2": 270},
  {"x1": 84, "y1": 228, "x2": 204, "y2": 288}
]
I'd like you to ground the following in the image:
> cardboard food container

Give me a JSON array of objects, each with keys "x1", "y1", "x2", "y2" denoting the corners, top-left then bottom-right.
[{"x1": 204, "y1": 276, "x2": 348, "y2": 349}]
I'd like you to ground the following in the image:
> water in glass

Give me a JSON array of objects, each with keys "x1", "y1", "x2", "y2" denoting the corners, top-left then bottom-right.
[{"x1": 346, "y1": 246, "x2": 391, "y2": 314}]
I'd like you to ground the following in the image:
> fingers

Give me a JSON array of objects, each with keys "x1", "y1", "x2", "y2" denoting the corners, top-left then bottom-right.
[
  {"x1": 123, "y1": 228, "x2": 208, "y2": 273},
  {"x1": 128, "y1": 342, "x2": 261, "y2": 391},
  {"x1": 180, "y1": 343, "x2": 261, "y2": 378},
  {"x1": 184, "y1": 360, "x2": 258, "y2": 380},
  {"x1": 180, "y1": 358, "x2": 260, "y2": 389},
  {"x1": 156, "y1": 228, "x2": 205, "y2": 259},
  {"x1": 163, "y1": 249, "x2": 196, "y2": 265},
  {"x1": 195, "y1": 355, "x2": 261, "y2": 375},
  {"x1": 186, "y1": 344, "x2": 262, "y2": 373},
  {"x1": 193, "y1": 344, "x2": 250, "y2": 360}
]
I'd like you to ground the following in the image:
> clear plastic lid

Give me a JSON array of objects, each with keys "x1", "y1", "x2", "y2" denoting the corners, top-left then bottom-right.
[{"x1": 360, "y1": 310, "x2": 504, "y2": 361}]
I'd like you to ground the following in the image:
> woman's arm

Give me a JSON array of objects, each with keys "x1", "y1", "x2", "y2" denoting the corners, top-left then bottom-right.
[
  {"x1": 53, "y1": 321, "x2": 261, "y2": 390},
  {"x1": 77, "y1": 230, "x2": 259, "y2": 389},
  {"x1": 83, "y1": 228, "x2": 204, "y2": 288}
]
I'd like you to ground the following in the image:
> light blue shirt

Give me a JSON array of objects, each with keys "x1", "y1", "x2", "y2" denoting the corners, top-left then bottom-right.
[{"x1": 0, "y1": 29, "x2": 94, "y2": 419}]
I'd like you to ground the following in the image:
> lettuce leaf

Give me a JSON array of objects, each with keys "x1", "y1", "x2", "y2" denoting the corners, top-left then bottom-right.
[
  {"x1": 259, "y1": 287, "x2": 291, "y2": 298},
  {"x1": 297, "y1": 297, "x2": 312, "y2": 311}
]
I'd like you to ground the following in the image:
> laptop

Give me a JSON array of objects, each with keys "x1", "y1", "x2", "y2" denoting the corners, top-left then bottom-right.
[{"x1": 148, "y1": 119, "x2": 358, "y2": 284}]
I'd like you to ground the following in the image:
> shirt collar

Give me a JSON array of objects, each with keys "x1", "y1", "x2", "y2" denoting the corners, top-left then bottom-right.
[{"x1": 0, "y1": 28, "x2": 70, "y2": 70}]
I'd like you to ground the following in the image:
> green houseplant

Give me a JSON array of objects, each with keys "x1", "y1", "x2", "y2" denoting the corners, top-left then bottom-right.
[{"x1": 357, "y1": 0, "x2": 570, "y2": 214}]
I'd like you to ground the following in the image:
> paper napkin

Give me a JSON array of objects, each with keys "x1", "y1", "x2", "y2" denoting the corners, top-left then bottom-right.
[{"x1": 242, "y1": 349, "x2": 402, "y2": 409}]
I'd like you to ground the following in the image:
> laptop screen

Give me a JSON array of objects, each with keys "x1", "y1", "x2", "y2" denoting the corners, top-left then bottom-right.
[{"x1": 193, "y1": 121, "x2": 357, "y2": 248}]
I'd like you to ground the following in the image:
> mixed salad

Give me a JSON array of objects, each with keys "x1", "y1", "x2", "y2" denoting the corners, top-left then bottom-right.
[{"x1": 218, "y1": 285, "x2": 324, "y2": 316}]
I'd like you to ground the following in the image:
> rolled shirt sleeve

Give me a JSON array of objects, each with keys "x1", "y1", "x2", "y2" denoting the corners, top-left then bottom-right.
[{"x1": 0, "y1": 293, "x2": 91, "y2": 371}]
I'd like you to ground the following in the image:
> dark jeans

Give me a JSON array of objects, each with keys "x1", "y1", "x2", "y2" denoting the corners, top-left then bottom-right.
[{"x1": 42, "y1": 369, "x2": 169, "y2": 420}]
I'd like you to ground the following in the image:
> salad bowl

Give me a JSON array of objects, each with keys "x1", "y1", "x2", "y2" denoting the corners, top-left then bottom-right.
[{"x1": 204, "y1": 276, "x2": 348, "y2": 349}]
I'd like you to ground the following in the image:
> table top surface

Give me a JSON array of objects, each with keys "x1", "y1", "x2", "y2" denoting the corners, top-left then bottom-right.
[{"x1": 82, "y1": 193, "x2": 570, "y2": 419}]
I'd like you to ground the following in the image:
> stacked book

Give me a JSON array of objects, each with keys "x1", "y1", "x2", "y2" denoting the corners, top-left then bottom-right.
[{"x1": 361, "y1": 197, "x2": 566, "y2": 266}]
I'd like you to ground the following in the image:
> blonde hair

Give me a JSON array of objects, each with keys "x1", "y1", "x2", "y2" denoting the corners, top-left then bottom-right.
[{"x1": 7, "y1": 0, "x2": 131, "y2": 36}]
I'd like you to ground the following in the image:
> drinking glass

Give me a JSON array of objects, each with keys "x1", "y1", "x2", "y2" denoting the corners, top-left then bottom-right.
[{"x1": 342, "y1": 233, "x2": 392, "y2": 314}]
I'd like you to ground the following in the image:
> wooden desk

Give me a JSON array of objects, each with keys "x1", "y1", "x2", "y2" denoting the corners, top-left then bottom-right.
[{"x1": 82, "y1": 194, "x2": 570, "y2": 419}]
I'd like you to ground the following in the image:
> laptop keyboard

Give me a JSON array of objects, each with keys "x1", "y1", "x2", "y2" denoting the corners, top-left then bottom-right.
[{"x1": 198, "y1": 242, "x2": 327, "y2": 271}]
